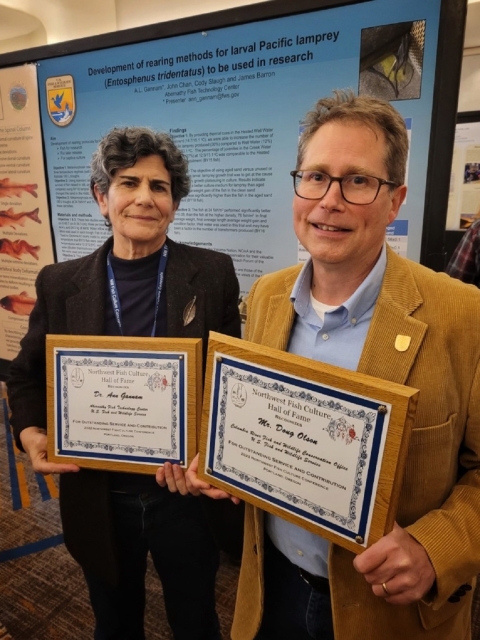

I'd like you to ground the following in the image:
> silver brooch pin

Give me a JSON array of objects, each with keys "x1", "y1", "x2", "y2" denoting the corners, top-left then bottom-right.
[{"x1": 183, "y1": 296, "x2": 196, "y2": 326}]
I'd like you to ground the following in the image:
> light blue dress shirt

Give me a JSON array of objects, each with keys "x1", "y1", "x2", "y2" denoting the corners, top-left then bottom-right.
[{"x1": 265, "y1": 244, "x2": 387, "y2": 578}]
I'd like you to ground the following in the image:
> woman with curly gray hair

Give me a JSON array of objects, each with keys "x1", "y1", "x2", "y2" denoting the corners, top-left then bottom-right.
[{"x1": 8, "y1": 126, "x2": 241, "y2": 640}]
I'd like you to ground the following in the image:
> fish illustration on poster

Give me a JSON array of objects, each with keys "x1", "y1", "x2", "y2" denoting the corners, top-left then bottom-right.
[
  {"x1": 0, "y1": 178, "x2": 38, "y2": 198},
  {"x1": 0, "y1": 207, "x2": 41, "y2": 229},
  {"x1": 0, "y1": 291, "x2": 36, "y2": 316}
]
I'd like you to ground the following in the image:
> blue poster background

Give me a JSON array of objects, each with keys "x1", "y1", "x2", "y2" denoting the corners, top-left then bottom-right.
[{"x1": 37, "y1": 0, "x2": 441, "y2": 295}]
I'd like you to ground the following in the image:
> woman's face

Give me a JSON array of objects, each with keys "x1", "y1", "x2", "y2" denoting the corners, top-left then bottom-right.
[{"x1": 95, "y1": 154, "x2": 178, "y2": 259}]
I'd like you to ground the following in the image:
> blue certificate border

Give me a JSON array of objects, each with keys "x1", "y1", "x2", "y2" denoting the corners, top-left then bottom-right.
[
  {"x1": 55, "y1": 349, "x2": 186, "y2": 465},
  {"x1": 207, "y1": 355, "x2": 387, "y2": 542}
]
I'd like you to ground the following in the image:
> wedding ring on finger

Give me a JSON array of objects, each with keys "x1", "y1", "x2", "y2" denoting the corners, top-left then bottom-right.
[{"x1": 382, "y1": 582, "x2": 390, "y2": 596}]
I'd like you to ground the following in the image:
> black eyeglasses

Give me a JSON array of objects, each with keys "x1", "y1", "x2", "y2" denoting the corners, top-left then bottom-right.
[{"x1": 290, "y1": 170, "x2": 398, "y2": 205}]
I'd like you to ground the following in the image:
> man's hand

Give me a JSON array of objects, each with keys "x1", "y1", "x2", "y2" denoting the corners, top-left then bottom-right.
[
  {"x1": 20, "y1": 426, "x2": 80, "y2": 474},
  {"x1": 156, "y1": 462, "x2": 193, "y2": 496},
  {"x1": 353, "y1": 522, "x2": 436, "y2": 604},
  {"x1": 184, "y1": 453, "x2": 241, "y2": 504}
]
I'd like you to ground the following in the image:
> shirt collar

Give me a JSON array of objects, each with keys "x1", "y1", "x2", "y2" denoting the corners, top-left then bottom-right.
[{"x1": 291, "y1": 243, "x2": 387, "y2": 323}]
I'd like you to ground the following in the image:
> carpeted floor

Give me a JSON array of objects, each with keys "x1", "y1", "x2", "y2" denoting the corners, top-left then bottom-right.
[{"x1": 0, "y1": 383, "x2": 239, "y2": 639}]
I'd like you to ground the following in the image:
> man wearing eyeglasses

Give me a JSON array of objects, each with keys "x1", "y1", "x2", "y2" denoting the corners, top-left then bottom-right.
[{"x1": 222, "y1": 90, "x2": 480, "y2": 640}]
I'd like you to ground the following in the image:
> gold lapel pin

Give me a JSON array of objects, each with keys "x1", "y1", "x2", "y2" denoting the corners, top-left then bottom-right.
[
  {"x1": 183, "y1": 296, "x2": 196, "y2": 326},
  {"x1": 395, "y1": 334, "x2": 411, "y2": 352}
]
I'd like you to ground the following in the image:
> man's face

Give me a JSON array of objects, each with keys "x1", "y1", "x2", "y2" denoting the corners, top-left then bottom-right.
[
  {"x1": 95, "y1": 154, "x2": 178, "y2": 259},
  {"x1": 293, "y1": 121, "x2": 406, "y2": 274}
]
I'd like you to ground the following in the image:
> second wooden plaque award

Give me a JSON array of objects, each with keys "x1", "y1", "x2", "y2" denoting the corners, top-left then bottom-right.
[{"x1": 199, "y1": 332, "x2": 418, "y2": 554}]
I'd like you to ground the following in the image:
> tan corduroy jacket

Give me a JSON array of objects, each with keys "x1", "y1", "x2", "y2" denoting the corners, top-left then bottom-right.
[{"x1": 231, "y1": 246, "x2": 480, "y2": 640}]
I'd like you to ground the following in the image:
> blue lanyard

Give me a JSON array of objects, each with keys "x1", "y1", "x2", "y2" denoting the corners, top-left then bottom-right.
[{"x1": 106, "y1": 243, "x2": 169, "y2": 337}]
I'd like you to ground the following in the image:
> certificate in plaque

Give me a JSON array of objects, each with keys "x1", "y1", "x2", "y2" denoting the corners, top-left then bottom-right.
[
  {"x1": 199, "y1": 332, "x2": 418, "y2": 554},
  {"x1": 47, "y1": 335, "x2": 202, "y2": 473}
]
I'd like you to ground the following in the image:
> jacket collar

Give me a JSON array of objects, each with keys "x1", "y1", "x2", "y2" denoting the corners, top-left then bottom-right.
[
  {"x1": 163, "y1": 238, "x2": 200, "y2": 337},
  {"x1": 66, "y1": 237, "x2": 113, "y2": 334},
  {"x1": 65, "y1": 236, "x2": 200, "y2": 337},
  {"x1": 357, "y1": 246, "x2": 426, "y2": 385},
  {"x1": 259, "y1": 266, "x2": 301, "y2": 351},
  {"x1": 261, "y1": 246, "x2": 427, "y2": 386}
]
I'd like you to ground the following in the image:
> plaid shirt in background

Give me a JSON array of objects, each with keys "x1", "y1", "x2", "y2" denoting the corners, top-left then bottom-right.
[
  {"x1": 447, "y1": 217, "x2": 480, "y2": 640},
  {"x1": 446, "y1": 219, "x2": 480, "y2": 286}
]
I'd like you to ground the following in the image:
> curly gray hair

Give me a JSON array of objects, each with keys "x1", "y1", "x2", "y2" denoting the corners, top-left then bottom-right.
[{"x1": 90, "y1": 126, "x2": 190, "y2": 206}]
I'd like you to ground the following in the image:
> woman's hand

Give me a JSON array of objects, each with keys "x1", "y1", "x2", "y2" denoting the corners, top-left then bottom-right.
[{"x1": 20, "y1": 426, "x2": 80, "y2": 474}]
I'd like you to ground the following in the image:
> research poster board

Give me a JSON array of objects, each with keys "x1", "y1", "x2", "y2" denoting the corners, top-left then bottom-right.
[
  {"x1": 0, "y1": 65, "x2": 55, "y2": 361},
  {"x1": 35, "y1": 0, "x2": 443, "y2": 296},
  {"x1": 446, "y1": 116, "x2": 480, "y2": 229}
]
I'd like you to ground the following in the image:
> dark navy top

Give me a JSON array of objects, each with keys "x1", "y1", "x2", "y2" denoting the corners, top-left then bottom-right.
[
  {"x1": 106, "y1": 246, "x2": 168, "y2": 493},
  {"x1": 105, "y1": 247, "x2": 167, "y2": 338}
]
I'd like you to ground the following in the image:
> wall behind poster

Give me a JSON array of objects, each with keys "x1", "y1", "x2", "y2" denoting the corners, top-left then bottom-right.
[
  {"x1": 0, "y1": 65, "x2": 55, "y2": 362},
  {"x1": 35, "y1": 0, "x2": 441, "y2": 296}
]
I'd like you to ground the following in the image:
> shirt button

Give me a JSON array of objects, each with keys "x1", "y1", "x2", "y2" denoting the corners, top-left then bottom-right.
[
  {"x1": 322, "y1": 333, "x2": 329, "y2": 341},
  {"x1": 351, "y1": 318, "x2": 357, "y2": 325},
  {"x1": 297, "y1": 549, "x2": 304, "y2": 557}
]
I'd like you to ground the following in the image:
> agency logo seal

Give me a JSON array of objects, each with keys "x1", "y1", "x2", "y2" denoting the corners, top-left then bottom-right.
[
  {"x1": 9, "y1": 84, "x2": 27, "y2": 111},
  {"x1": 46, "y1": 75, "x2": 76, "y2": 126},
  {"x1": 231, "y1": 382, "x2": 247, "y2": 408},
  {"x1": 71, "y1": 367, "x2": 84, "y2": 388}
]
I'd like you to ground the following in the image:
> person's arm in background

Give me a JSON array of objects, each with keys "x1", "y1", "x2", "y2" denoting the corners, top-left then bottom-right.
[{"x1": 446, "y1": 218, "x2": 480, "y2": 285}]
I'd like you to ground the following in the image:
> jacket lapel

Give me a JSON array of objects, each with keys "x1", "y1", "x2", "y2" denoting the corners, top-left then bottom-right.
[
  {"x1": 65, "y1": 239, "x2": 112, "y2": 335},
  {"x1": 165, "y1": 239, "x2": 201, "y2": 338},
  {"x1": 259, "y1": 268, "x2": 299, "y2": 351},
  {"x1": 357, "y1": 247, "x2": 427, "y2": 385},
  {"x1": 62, "y1": 238, "x2": 202, "y2": 339}
]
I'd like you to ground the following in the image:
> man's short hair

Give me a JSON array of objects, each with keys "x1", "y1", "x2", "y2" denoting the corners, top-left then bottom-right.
[
  {"x1": 297, "y1": 89, "x2": 409, "y2": 186},
  {"x1": 90, "y1": 126, "x2": 190, "y2": 204}
]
